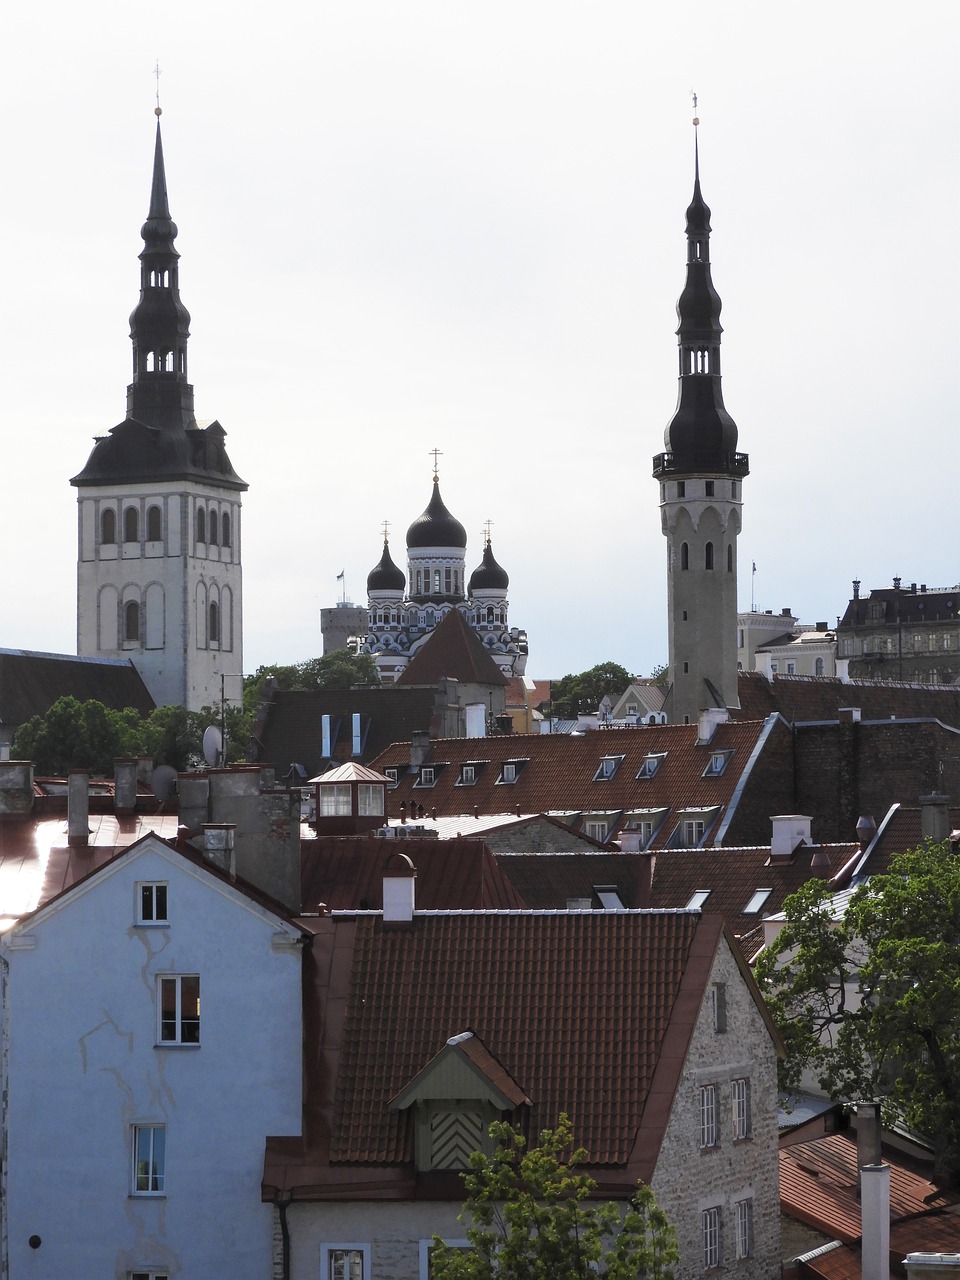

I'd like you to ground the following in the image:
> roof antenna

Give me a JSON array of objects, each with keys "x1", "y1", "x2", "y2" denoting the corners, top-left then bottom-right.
[{"x1": 154, "y1": 59, "x2": 162, "y2": 118}]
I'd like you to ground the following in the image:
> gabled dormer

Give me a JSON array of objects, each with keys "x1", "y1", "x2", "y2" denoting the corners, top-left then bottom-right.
[{"x1": 390, "y1": 1031, "x2": 530, "y2": 1171}]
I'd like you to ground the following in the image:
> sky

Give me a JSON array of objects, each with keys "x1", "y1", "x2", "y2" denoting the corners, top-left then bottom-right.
[{"x1": 2, "y1": 3, "x2": 957, "y2": 681}]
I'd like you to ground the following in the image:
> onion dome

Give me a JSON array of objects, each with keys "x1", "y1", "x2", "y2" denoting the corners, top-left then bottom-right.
[
  {"x1": 406, "y1": 477, "x2": 467, "y2": 550},
  {"x1": 367, "y1": 539, "x2": 405, "y2": 593},
  {"x1": 469, "y1": 540, "x2": 509, "y2": 593}
]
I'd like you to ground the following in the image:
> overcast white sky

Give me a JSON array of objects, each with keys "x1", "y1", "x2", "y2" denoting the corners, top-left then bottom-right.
[{"x1": 2, "y1": 3, "x2": 957, "y2": 680}]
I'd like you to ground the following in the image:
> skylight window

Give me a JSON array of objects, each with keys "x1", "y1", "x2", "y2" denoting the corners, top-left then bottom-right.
[
  {"x1": 594, "y1": 885, "x2": 624, "y2": 910},
  {"x1": 637, "y1": 754, "x2": 665, "y2": 779},
  {"x1": 686, "y1": 889, "x2": 711, "y2": 910},
  {"x1": 743, "y1": 888, "x2": 773, "y2": 914}
]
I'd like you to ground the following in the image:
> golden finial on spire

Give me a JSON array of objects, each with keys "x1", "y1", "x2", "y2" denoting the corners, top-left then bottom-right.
[{"x1": 154, "y1": 60, "x2": 162, "y2": 117}]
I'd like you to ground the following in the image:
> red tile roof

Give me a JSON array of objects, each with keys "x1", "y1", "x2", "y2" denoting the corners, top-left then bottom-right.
[
  {"x1": 780, "y1": 1131, "x2": 958, "y2": 1246},
  {"x1": 371, "y1": 720, "x2": 778, "y2": 847},
  {"x1": 300, "y1": 836, "x2": 527, "y2": 912},
  {"x1": 396, "y1": 608, "x2": 507, "y2": 687},
  {"x1": 264, "y1": 910, "x2": 739, "y2": 1199}
]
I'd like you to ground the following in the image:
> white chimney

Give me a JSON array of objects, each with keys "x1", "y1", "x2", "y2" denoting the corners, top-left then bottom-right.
[
  {"x1": 861, "y1": 1163, "x2": 890, "y2": 1280},
  {"x1": 696, "y1": 707, "x2": 730, "y2": 744},
  {"x1": 383, "y1": 852, "x2": 416, "y2": 922},
  {"x1": 770, "y1": 815, "x2": 813, "y2": 860}
]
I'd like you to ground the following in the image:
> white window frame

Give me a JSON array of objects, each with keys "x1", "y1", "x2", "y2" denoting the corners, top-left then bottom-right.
[
  {"x1": 419, "y1": 1238, "x2": 471, "y2": 1279},
  {"x1": 321, "y1": 1244, "x2": 370, "y2": 1280},
  {"x1": 417, "y1": 767, "x2": 436, "y2": 788},
  {"x1": 383, "y1": 767, "x2": 399, "y2": 787},
  {"x1": 743, "y1": 887, "x2": 772, "y2": 915},
  {"x1": 131, "y1": 1124, "x2": 165, "y2": 1196},
  {"x1": 734, "y1": 1197, "x2": 753, "y2": 1259},
  {"x1": 686, "y1": 889, "x2": 711, "y2": 910},
  {"x1": 732, "y1": 1078, "x2": 750, "y2": 1140},
  {"x1": 358, "y1": 784, "x2": 384, "y2": 816},
  {"x1": 457, "y1": 764, "x2": 476, "y2": 786},
  {"x1": 158, "y1": 974, "x2": 200, "y2": 1046},
  {"x1": 684, "y1": 818, "x2": 705, "y2": 845},
  {"x1": 593, "y1": 755, "x2": 622, "y2": 781},
  {"x1": 585, "y1": 820, "x2": 609, "y2": 842},
  {"x1": 699, "y1": 1084, "x2": 718, "y2": 1148},
  {"x1": 702, "y1": 1204, "x2": 721, "y2": 1267},
  {"x1": 137, "y1": 882, "x2": 168, "y2": 925},
  {"x1": 703, "y1": 751, "x2": 729, "y2": 777},
  {"x1": 499, "y1": 763, "x2": 517, "y2": 784},
  {"x1": 319, "y1": 784, "x2": 352, "y2": 816},
  {"x1": 637, "y1": 754, "x2": 664, "y2": 779}
]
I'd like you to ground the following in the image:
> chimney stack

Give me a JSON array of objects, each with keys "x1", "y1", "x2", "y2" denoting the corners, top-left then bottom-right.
[
  {"x1": 114, "y1": 758, "x2": 138, "y2": 815},
  {"x1": 0, "y1": 762, "x2": 35, "y2": 816},
  {"x1": 67, "y1": 771, "x2": 90, "y2": 847},
  {"x1": 920, "y1": 793, "x2": 951, "y2": 844},
  {"x1": 383, "y1": 851, "x2": 416, "y2": 923},
  {"x1": 202, "y1": 824, "x2": 237, "y2": 880},
  {"x1": 770, "y1": 815, "x2": 812, "y2": 860}
]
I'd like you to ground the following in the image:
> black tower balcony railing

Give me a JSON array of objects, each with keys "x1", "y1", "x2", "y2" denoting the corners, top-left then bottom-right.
[{"x1": 652, "y1": 450, "x2": 750, "y2": 479}]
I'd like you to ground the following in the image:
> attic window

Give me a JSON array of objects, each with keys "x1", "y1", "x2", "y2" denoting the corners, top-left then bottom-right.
[
  {"x1": 594, "y1": 885, "x2": 624, "y2": 910},
  {"x1": 637, "y1": 753, "x2": 665, "y2": 779},
  {"x1": 686, "y1": 889, "x2": 711, "y2": 909},
  {"x1": 743, "y1": 888, "x2": 772, "y2": 914},
  {"x1": 593, "y1": 755, "x2": 623, "y2": 781},
  {"x1": 585, "y1": 820, "x2": 608, "y2": 841},
  {"x1": 456, "y1": 763, "x2": 484, "y2": 787},
  {"x1": 416, "y1": 767, "x2": 436, "y2": 788},
  {"x1": 383, "y1": 767, "x2": 399, "y2": 787},
  {"x1": 703, "y1": 751, "x2": 731, "y2": 777},
  {"x1": 496, "y1": 760, "x2": 527, "y2": 785}
]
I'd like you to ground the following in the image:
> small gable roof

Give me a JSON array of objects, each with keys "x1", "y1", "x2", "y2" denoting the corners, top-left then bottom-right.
[{"x1": 396, "y1": 609, "x2": 507, "y2": 687}]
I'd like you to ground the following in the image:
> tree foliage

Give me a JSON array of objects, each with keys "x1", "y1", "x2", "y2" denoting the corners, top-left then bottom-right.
[
  {"x1": 755, "y1": 841, "x2": 960, "y2": 1178},
  {"x1": 429, "y1": 1115, "x2": 678, "y2": 1280},
  {"x1": 550, "y1": 662, "x2": 632, "y2": 719},
  {"x1": 242, "y1": 650, "x2": 379, "y2": 709}
]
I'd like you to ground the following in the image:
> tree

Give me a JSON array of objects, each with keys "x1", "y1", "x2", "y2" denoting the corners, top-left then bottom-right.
[
  {"x1": 13, "y1": 696, "x2": 132, "y2": 775},
  {"x1": 755, "y1": 840, "x2": 960, "y2": 1178},
  {"x1": 429, "y1": 1115, "x2": 678, "y2": 1280},
  {"x1": 648, "y1": 663, "x2": 670, "y2": 692},
  {"x1": 550, "y1": 662, "x2": 632, "y2": 719}
]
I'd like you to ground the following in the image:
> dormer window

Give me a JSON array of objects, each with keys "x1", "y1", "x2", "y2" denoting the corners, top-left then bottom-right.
[
  {"x1": 456, "y1": 764, "x2": 478, "y2": 787},
  {"x1": 496, "y1": 759, "x2": 527, "y2": 785},
  {"x1": 703, "y1": 751, "x2": 731, "y2": 777},
  {"x1": 593, "y1": 755, "x2": 623, "y2": 781},
  {"x1": 416, "y1": 767, "x2": 436, "y2": 788},
  {"x1": 637, "y1": 754, "x2": 665, "y2": 779},
  {"x1": 383, "y1": 767, "x2": 399, "y2": 788}
]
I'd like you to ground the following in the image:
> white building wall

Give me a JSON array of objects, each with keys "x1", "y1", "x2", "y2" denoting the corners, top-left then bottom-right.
[
  {"x1": 77, "y1": 480, "x2": 243, "y2": 710},
  {"x1": 1, "y1": 838, "x2": 302, "y2": 1280}
]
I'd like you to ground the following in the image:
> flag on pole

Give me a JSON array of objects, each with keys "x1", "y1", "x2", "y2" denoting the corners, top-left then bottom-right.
[
  {"x1": 336, "y1": 569, "x2": 345, "y2": 581},
  {"x1": 752, "y1": 562, "x2": 756, "y2": 573}
]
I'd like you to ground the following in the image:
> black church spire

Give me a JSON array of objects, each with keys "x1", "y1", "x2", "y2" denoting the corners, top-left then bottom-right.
[
  {"x1": 126, "y1": 113, "x2": 194, "y2": 431},
  {"x1": 653, "y1": 129, "x2": 748, "y2": 481}
]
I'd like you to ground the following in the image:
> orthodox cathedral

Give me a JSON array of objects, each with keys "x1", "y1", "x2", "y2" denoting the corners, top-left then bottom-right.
[
  {"x1": 71, "y1": 113, "x2": 246, "y2": 712},
  {"x1": 339, "y1": 470, "x2": 528, "y2": 684}
]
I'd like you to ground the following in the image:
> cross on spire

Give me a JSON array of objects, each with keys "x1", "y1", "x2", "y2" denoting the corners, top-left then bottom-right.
[
  {"x1": 483, "y1": 518, "x2": 494, "y2": 545},
  {"x1": 429, "y1": 447, "x2": 443, "y2": 479},
  {"x1": 154, "y1": 60, "x2": 162, "y2": 117},
  {"x1": 380, "y1": 519, "x2": 391, "y2": 541}
]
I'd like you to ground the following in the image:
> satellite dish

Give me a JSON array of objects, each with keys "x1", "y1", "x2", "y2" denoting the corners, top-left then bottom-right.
[
  {"x1": 149, "y1": 764, "x2": 178, "y2": 806},
  {"x1": 202, "y1": 725, "x2": 223, "y2": 768}
]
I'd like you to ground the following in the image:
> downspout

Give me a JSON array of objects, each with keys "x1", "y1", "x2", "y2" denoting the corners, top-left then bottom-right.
[{"x1": 274, "y1": 1191, "x2": 292, "y2": 1280}]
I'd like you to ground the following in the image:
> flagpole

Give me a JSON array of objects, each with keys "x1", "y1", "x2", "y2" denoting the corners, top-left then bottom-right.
[{"x1": 751, "y1": 562, "x2": 756, "y2": 612}]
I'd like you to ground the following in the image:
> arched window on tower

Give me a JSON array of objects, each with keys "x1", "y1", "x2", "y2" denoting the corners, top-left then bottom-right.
[
  {"x1": 197, "y1": 508, "x2": 206, "y2": 544},
  {"x1": 146, "y1": 505, "x2": 162, "y2": 542},
  {"x1": 680, "y1": 542, "x2": 689, "y2": 571},
  {"x1": 124, "y1": 600, "x2": 140, "y2": 642},
  {"x1": 124, "y1": 507, "x2": 139, "y2": 543},
  {"x1": 101, "y1": 508, "x2": 116, "y2": 545},
  {"x1": 209, "y1": 511, "x2": 218, "y2": 546},
  {"x1": 705, "y1": 542, "x2": 714, "y2": 571},
  {"x1": 726, "y1": 544, "x2": 733, "y2": 572},
  {"x1": 221, "y1": 512, "x2": 231, "y2": 547},
  {"x1": 487, "y1": 606, "x2": 495, "y2": 624},
  {"x1": 209, "y1": 601, "x2": 220, "y2": 644},
  {"x1": 815, "y1": 657, "x2": 825, "y2": 677}
]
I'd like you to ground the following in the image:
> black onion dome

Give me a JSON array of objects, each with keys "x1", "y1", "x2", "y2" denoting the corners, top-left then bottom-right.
[
  {"x1": 367, "y1": 540, "x2": 405, "y2": 593},
  {"x1": 469, "y1": 541, "x2": 509, "y2": 593},
  {"x1": 406, "y1": 477, "x2": 467, "y2": 549}
]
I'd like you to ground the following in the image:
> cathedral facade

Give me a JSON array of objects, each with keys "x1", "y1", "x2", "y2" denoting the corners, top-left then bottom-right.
[
  {"x1": 71, "y1": 116, "x2": 246, "y2": 712},
  {"x1": 348, "y1": 472, "x2": 527, "y2": 684}
]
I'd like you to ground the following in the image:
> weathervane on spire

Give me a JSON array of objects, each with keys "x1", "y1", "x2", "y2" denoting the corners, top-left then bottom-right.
[
  {"x1": 154, "y1": 60, "x2": 162, "y2": 117},
  {"x1": 429, "y1": 447, "x2": 443, "y2": 479}
]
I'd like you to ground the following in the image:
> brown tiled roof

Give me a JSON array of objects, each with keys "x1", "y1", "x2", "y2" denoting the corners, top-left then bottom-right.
[
  {"x1": 300, "y1": 836, "x2": 527, "y2": 911},
  {"x1": 371, "y1": 720, "x2": 776, "y2": 848},
  {"x1": 736, "y1": 670, "x2": 960, "y2": 726},
  {"x1": 780, "y1": 1131, "x2": 958, "y2": 1246},
  {"x1": 254, "y1": 686, "x2": 439, "y2": 775},
  {"x1": 495, "y1": 852, "x2": 651, "y2": 909},
  {"x1": 0, "y1": 649, "x2": 155, "y2": 729},
  {"x1": 265, "y1": 910, "x2": 733, "y2": 1198},
  {"x1": 851, "y1": 803, "x2": 960, "y2": 880},
  {"x1": 396, "y1": 608, "x2": 508, "y2": 687}
]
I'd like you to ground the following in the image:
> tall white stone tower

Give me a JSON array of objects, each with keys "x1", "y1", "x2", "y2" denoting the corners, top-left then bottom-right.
[
  {"x1": 652, "y1": 123, "x2": 749, "y2": 724},
  {"x1": 72, "y1": 116, "x2": 247, "y2": 711}
]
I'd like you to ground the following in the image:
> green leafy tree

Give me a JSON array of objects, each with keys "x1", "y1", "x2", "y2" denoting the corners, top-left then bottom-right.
[
  {"x1": 429, "y1": 1115, "x2": 677, "y2": 1280},
  {"x1": 550, "y1": 662, "x2": 632, "y2": 719},
  {"x1": 13, "y1": 696, "x2": 129, "y2": 775},
  {"x1": 755, "y1": 840, "x2": 960, "y2": 1178},
  {"x1": 648, "y1": 663, "x2": 670, "y2": 692}
]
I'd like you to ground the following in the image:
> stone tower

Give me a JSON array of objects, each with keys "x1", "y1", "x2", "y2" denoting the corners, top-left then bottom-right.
[
  {"x1": 652, "y1": 126, "x2": 749, "y2": 724},
  {"x1": 72, "y1": 115, "x2": 247, "y2": 711}
]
